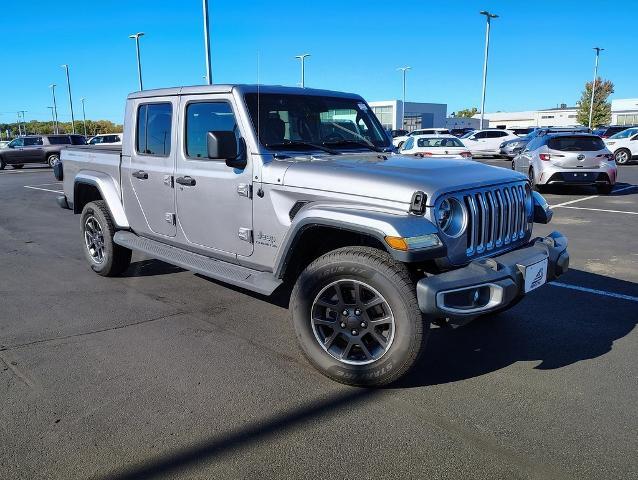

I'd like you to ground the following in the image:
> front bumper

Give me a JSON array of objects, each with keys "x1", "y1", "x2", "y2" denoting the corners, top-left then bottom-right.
[
  {"x1": 416, "y1": 232, "x2": 569, "y2": 320},
  {"x1": 499, "y1": 146, "x2": 521, "y2": 158}
]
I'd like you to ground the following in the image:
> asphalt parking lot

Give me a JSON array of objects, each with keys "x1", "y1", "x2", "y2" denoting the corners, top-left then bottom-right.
[{"x1": 1, "y1": 163, "x2": 637, "y2": 479}]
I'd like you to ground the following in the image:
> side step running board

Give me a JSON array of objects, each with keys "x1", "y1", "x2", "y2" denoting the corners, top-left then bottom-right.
[{"x1": 114, "y1": 231, "x2": 282, "y2": 296}]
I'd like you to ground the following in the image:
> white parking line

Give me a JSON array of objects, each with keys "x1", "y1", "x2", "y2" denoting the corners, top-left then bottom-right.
[
  {"x1": 0, "y1": 170, "x2": 50, "y2": 175},
  {"x1": 550, "y1": 282, "x2": 638, "y2": 303},
  {"x1": 550, "y1": 184, "x2": 638, "y2": 208},
  {"x1": 559, "y1": 206, "x2": 638, "y2": 216},
  {"x1": 27, "y1": 182, "x2": 62, "y2": 187},
  {"x1": 23, "y1": 186, "x2": 64, "y2": 194}
]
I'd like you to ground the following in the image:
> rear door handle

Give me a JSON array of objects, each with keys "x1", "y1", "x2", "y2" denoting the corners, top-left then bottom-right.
[
  {"x1": 132, "y1": 170, "x2": 148, "y2": 179},
  {"x1": 176, "y1": 176, "x2": 196, "y2": 186}
]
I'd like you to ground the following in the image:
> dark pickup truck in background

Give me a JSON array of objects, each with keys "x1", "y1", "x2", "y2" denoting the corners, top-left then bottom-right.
[{"x1": 0, "y1": 134, "x2": 86, "y2": 169}]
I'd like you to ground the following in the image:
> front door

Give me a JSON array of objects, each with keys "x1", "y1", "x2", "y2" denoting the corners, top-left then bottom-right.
[
  {"x1": 4, "y1": 137, "x2": 24, "y2": 163},
  {"x1": 123, "y1": 99, "x2": 177, "y2": 238},
  {"x1": 174, "y1": 95, "x2": 253, "y2": 257}
]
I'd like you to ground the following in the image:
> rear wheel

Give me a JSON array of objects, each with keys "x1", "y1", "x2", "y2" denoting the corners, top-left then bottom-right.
[
  {"x1": 614, "y1": 148, "x2": 631, "y2": 165},
  {"x1": 80, "y1": 201, "x2": 131, "y2": 276},
  {"x1": 47, "y1": 154, "x2": 59, "y2": 168},
  {"x1": 290, "y1": 246, "x2": 428, "y2": 387},
  {"x1": 529, "y1": 167, "x2": 545, "y2": 192}
]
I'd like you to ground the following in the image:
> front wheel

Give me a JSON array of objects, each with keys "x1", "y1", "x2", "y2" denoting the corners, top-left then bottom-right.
[
  {"x1": 596, "y1": 184, "x2": 613, "y2": 194},
  {"x1": 614, "y1": 148, "x2": 631, "y2": 165},
  {"x1": 12, "y1": 164, "x2": 23, "y2": 169},
  {"x1": 80, "y1": 201, "x2": 131, "y2": 276},
  {"x1": 290, "y1": 246, "x2": 428, "y2": 387}
]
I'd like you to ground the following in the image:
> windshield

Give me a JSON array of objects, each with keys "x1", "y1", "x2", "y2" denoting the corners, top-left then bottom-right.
[
  {"x1": 244, "y1": 93, "x2": 391, "y2": 152},
  {"x1": 609, "y1": 128, "x2": 638, "y2": 139},
  {"x1": 460, "y1": 131, "x2": 475, "y2": 139},
  {"x1": 417, "y1": 137, "x2": 463, "y2": 148}
]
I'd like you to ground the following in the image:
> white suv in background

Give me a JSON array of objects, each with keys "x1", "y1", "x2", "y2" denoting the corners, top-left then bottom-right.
[
  {"x1": 461, "y1": 129, "x2": 518, "y2": 157},
  {"x1": 392, "y1": 128, "x2": 450, "y2": 148},
  {"x1": 603, "y1": 127, "x2": 638, "y2": 164},
  {"x1": 87, "y1": 133, "x2": 123, "y2": 145}
]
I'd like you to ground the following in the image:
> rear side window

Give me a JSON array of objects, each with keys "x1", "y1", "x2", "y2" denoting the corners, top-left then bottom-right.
[
  {"x1": 548, "y1": 136, "x2": 605, "y2": 152},
  {"x1": 70, "y1": 135, "x2": 86, "y2": 145},
  {"x1": 185, "y1": 102, "x2": 238, "y2": 159},
  {"x1": 48, "y1": 136, "x2": 71, "y2": 145},
  {"x1": 137, "y1": 103, "x2": 172, "y2": 156}
]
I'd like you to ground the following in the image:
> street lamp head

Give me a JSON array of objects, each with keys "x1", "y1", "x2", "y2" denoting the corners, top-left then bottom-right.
[
  {"x1": 295, "y1": 53, "x2": 310, "y2": 60},
  {"x1": 49, "y1": 83, "x2": 56, "y2": 88},
  {"x1": 479, "y1": 10, "x2": 499, "y2": 18},
  {"x1": 397, "y1": 66, "x2": 411, "y2": 72},
  {"x1": 129, "y1": 32, "x2": 145, "y2": 39},
  {"x1": 593, "y1": 47, "x2": 605, "y2": 52}
]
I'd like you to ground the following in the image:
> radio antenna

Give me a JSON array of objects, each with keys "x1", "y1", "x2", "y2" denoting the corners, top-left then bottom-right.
[{"x1": 257, "y1": 50, "x2": 260, "y2": 146}]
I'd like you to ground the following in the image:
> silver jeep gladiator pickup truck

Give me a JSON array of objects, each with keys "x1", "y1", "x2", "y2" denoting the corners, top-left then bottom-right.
[{"x1": 56, "y1": 84, "x2": 569, "y2": 386}]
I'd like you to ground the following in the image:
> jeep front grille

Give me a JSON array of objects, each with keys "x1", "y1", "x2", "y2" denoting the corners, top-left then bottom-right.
[{"x1": 463, "y1": 183, "x2": 530, "y2": 257}]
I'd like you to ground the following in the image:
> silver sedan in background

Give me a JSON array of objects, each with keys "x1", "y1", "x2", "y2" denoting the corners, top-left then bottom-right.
[{"x1": 513, "y1": 133, "x2": 617, "y2": 194}]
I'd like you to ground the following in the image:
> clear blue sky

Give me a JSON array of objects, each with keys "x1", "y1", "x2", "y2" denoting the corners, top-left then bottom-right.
[{"x1": 2, "y1": 0, "x2": 636, "y2": 124}]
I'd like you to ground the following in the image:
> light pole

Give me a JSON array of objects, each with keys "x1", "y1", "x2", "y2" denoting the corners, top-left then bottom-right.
[
  {"x1": 129, "y1": 33, "x2": 145, "y2": 91},
  {"x1": 397, "y1": 66, "x2": 411, "y2": 130},
  {"x1": 588, "y1": 47, "x2": 604, "y2": 129},
  {"x1": 17, "y1": 111, "x2": 27, "y2": 135},
  {"x1": 47, "y1": 107, "x2": 56, "y2": 132},
  {"x1": 479, "y1": 10, "x2": 498, "y2": 129},
  {"x1": 295, "y1": 54, "x2": 310, "y2": 88},
  {"x1": 202, "y1": 0, "x2": 213, "y2": 85},
  {"x1": 61, "y1": 64, "x2": 76, "y2": 134},
  {"x1": 49, "y1": 83, "x2": 59, "y2": 134},
  {"x1": 80, "y1": 98, "x2": 88, "y2": 136}
]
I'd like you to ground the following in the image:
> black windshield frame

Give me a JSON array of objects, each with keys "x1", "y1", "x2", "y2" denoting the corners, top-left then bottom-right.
[{"x1": 244, "y1": 93, "x2": 391, "y2": 152}]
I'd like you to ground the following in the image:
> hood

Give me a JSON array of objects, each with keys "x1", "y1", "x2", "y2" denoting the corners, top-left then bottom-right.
[
  {"x1": 279, "y1": 152, "x2": 526, "y2": 206},
  {"x1": 502, "y1": 137, "x2": 528, "y2": 146}
]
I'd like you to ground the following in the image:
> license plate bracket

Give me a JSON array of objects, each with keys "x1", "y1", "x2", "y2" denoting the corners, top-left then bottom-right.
[{"x1": 522, "y1": 258, "x2": 548, "y2": 293}]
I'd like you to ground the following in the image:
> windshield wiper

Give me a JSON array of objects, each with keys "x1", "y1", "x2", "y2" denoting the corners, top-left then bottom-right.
[
  {"x1": 265, "y1": 140, "x2": 340, "y2": 155},
  {"x1": 321, "y1": 139, "x2": 383, "y2": 152}
]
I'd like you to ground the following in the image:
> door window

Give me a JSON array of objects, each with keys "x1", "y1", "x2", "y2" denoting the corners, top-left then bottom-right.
[
  {"x1": 402, "y1": 137, "x2": 414, "y2": 150},
  {"x1": 136, "y1": 103, "x2": 172, "y2": 156},
  {"x1": 185, "y1": 102, "x2": 238, "y2": 159},
  {"x1": 24, "y1": 137, "x2": 43, "y2": 146},
  {"x1": 9, "y1": 138, "x2": 24, "y2": 147}
]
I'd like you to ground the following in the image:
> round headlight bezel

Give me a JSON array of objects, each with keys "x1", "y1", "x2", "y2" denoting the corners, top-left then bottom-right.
[{"x1": 436, "y1": 197, "x2": 467, "y2": 238}]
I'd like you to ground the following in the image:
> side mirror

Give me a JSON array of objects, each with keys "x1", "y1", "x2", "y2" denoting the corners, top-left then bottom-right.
[
  {"x1": 206, "y1": 131, "x2": 246, "y2": 169},
  {"x1": 532, "y1": 191, "x2": 553, "y2": 224}
]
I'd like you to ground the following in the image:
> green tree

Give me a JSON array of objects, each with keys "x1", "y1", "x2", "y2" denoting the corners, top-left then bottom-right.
[
  {"x1": 453, "y1": 107, "x2": 479, "y2": 118},
  {"x1": 576, "y1": 77, "x2": 614, "y2": 127}
]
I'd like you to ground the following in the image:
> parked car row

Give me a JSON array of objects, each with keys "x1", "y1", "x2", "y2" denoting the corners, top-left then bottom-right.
[{"x1": 0, "y1": 132, "x2": 122, "y2": 169}]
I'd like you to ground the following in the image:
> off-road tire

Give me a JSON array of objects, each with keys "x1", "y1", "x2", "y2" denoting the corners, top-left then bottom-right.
[
  {"x1": 47, "y1": 154, "x2": 60, "y2": 168},
  {"x1": 596, "y1": 184, "x2": 613, "y2": 195},
  {"x1": 614, "y1": 148, "x2": 631, "y2": 165},
  {"x1": 80, "y1": 201, "x2": 131, "y2": 277},
  {"x1": 290, "y1": 246, "x2": 428, "y2": 387}
]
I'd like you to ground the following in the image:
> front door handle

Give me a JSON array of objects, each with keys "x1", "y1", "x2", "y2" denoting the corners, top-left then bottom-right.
[
  {"x1": 132, "y1": 170, "x2": 148, "y2": 179},
  {"x1": 176, "y1": 176, "x2": 196, "y2": 186}
]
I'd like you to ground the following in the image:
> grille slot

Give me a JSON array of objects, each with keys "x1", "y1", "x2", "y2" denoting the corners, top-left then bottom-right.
[{"x1": 463, "y1": 183, "x2": 529, "y2": 257}]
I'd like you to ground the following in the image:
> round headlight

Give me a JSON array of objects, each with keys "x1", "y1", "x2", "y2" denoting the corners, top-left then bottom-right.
[{"x1": 436, "y1": 197, "x2": 466, "y2": 237}]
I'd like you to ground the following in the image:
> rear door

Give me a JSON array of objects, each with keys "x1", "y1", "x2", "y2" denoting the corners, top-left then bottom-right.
[
  {"x1": 123, "y1": 99, "x2": 177, "y2": 238},
  {"x1": 22, "y1": 136, "x2": 44, "y2": 162},
  {"x1": 174, "y1": 94, "x2": 253, "y2": 257},
  {"x1": 547, "y1": 136, "x2": 606, "y2": 168}
]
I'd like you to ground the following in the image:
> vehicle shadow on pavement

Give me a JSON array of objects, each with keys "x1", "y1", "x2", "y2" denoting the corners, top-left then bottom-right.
[
  {"x1": 120, "y1": 259, "x2": 186, "y2": 277},
  {"x1": 396, "y1": 269, "x2": 638, "y2": 388},
  {"x1": 97, "y1": 388, "x2": 379, "y2": 480}
]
